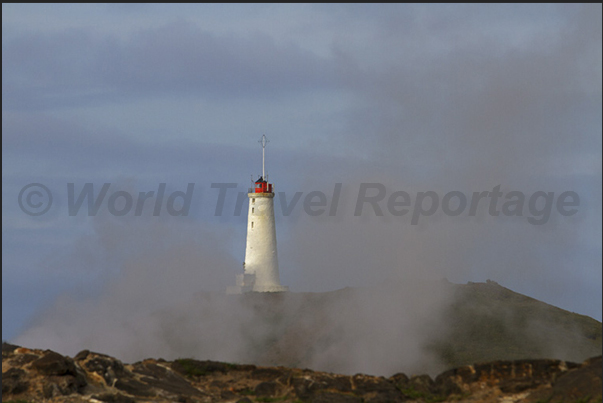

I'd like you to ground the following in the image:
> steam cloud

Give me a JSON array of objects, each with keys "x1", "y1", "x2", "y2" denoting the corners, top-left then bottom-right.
[{"x1": 14, "y1": 192, "x2": 455, "y2": 376}]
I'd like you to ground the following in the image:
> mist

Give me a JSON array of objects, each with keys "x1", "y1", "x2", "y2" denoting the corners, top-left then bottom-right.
[
  {"x1": 12, "y1": 171, "x2": 598, "y2": 377},
  {"x1": 13, "y1": 178, "x2": 457, "y2": 376}
]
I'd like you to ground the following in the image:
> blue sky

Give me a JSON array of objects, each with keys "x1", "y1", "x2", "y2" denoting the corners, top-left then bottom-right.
[{"x1": 2, "y1": 4, "x2": 601, "y2": 350}]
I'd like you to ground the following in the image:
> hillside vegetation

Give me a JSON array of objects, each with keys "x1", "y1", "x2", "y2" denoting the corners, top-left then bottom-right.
[
  {"x1": 426, "y1": 280, "x2": 602, "y2": 368},
  {"x1": 227, "y1": 280, "x2": 601, "y2": 375}
]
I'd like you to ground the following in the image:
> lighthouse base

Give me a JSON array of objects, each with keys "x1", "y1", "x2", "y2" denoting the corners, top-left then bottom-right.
[
  {"x1": 226, "y1": 273, "x2": 288, "y2": 294},
  {"x1": 252, "y1": 284, "x2": 289, "y2": 293}
]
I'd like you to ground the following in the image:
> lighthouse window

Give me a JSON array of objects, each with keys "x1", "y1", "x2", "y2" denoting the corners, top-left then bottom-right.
[
  {"x1": 252, "y1": 198, "x2": 255, "y2": 204},
  {"x1": 251, "y1": 222, "x2": 254, "y2": 228},
  {"x1": 252, "y1": 207, "x2": 255, "y2": 214}
]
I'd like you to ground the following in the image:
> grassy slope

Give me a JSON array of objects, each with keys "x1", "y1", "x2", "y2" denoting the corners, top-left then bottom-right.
[
  {"x1": 233, "y1": 281, "x2": 601, "y2": 374},
  {"x1": 427, "y1": 281, "x2": 602, "y2": 368}
]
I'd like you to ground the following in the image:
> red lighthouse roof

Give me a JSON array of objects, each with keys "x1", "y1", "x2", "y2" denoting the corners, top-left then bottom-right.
[{"x1": 254, "y1": 176, "x2": 273, "y2": 193}]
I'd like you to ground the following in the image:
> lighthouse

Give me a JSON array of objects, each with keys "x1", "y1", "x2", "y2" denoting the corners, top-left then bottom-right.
[{"x1": 227, "y1": 135, "x2": 288, "y2": 293}]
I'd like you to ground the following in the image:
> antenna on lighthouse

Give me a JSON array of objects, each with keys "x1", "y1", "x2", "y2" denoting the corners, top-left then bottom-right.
[{"x1": 259, "y1": 134, "x2": 269, "y2": 179}]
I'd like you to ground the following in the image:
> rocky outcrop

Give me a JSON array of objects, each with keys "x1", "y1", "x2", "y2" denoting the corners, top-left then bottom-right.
[{"x1": 2, "y1": 342, "x2": 601, "y2": 402}]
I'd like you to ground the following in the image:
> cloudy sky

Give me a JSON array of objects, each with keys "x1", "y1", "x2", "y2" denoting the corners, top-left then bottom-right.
[{"x1": 2, "y1": 4, "x2": 601, "y2": 351}]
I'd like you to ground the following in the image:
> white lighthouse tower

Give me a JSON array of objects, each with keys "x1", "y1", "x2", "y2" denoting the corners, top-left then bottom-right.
[{"x1": 227, "y1": 135, "x2": 288, "y2": 293}]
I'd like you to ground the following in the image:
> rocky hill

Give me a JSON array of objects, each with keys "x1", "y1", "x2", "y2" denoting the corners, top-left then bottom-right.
[
  {"x1": 197, "y1": 280, "x2": 602, "y2": 375},
  {"x1": 4, "y1": 281, "x2": 602, "y2": 402},
  {"x1": 2, "y1": 342, "x2": 601, "y2": 403},
  {"x1": 427, "y1": 280, "x2": 602, "y2": 368}
]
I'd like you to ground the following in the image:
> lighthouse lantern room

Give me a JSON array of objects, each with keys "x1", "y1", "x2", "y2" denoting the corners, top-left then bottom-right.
[{"x1": 253, "y1": 177, "x2": 273, "y2": 194}]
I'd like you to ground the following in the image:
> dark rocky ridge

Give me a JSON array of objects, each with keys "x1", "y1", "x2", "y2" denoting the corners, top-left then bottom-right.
[{"x1": 2, "y1": 342, "x2": 601, "y2": 403}]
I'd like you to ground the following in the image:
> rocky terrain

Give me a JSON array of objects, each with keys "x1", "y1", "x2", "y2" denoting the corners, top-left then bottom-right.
[
  {"x1": 10, "y1": 281, "x2": 602, "y2": 379},
  {"x1": 2, "y1": 342, "x2": 601, "y2": 403}
]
